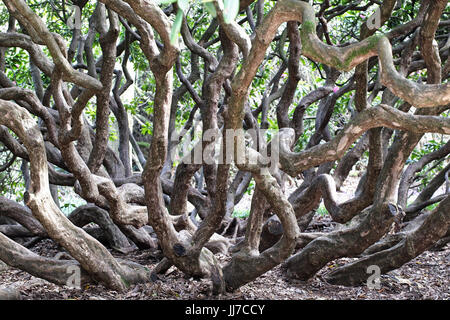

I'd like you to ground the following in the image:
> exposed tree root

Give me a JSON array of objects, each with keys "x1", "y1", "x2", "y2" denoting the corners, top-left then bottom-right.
[{"x1": 325, "y1": 196, "x2": 449, "y2": 286}]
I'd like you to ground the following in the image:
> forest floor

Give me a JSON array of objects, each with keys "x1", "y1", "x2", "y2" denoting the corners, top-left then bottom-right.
[
  {"x1": 0, "y1": 174, "x2": 448, "y2": 300},
  {"x1": 0, "y1": 214, "x2": 448, "y2": 300}
]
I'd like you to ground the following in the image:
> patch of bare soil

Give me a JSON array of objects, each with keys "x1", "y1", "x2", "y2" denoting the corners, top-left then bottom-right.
[{"x1": 0, "y1": 234, "x2": 448, "y2": 300}]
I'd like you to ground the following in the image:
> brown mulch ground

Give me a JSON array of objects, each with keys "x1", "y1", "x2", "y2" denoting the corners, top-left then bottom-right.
[
  {"x1": 0, "y1": 233, "x2": 448, "y2": 300},
  {"x1": 3, "y1": 173, "x2": 447, "y2": 300}
]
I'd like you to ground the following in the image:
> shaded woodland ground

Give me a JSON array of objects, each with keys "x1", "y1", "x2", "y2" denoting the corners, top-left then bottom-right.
[
  {"x1": 1, "y1": 176, "x2": 448, "y2": 300},
  {"x1": 0, "y1": 0, "x2": 449, "y2": 300},
  {"x1": 1, "y1": 218, "x2": 448, "y2": 300}
]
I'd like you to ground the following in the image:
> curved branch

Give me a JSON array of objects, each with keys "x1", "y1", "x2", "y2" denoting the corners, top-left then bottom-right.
[
  {"x1": 325, "y1": 195, "x2": 450, "y2": 286},
  {"x1": 213, "y1": 0, "x2": 251, "y2": 58},
  {"x1": 398, "y1": 139, "x2": 450, "y2": 208},
  {"x1": 3, "y1": 0, "x2": 103, "y2": 91},
  {"x1": 0, "y1": 99, "x2": 141, "y2": 291},
  {"x1": 68, "y1": 204, "x2": 135, "y2": 253},
  {"x1": 121, "y1": 0, "x2": 178, "y2": 66},
  {"x1": 0, "y1": 196, "x2": 46, "y2": 236},
  {"x1": 0, "y1": 32, "x2": 53, "y2": 75},
  {"x1": 223, "y1": 168, "x2": 299, "y2": 291},
  {"x1": 279, "y1": 104, "x2": 450, "y2": 177}
]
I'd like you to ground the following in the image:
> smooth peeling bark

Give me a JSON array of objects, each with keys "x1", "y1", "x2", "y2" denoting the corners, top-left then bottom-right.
[
  {"x1": 0, "y1": 230, "x2": 92, "y2": 286},
  {"x1": 276, "y1": 21, "x2": 302, "y2": 128},
  {"x1": 50, "y1": 75, "x2": 148, "y2": 229},
  {"x1": 279, "y1": 105, "x2": 450, "y2": 177},
  {"x1": 149, "y1": 31, "x2": 240, "y2": 286},
  {"x1": 337, "y1": 126, "x2": 384, "y2": 222},
  {"x1": 119, "y1": 225, "x2": 158, "y2": 250},
  {"x1": 0, "y1": 99, "x2": 146, "y2": 291},
  {"x1": 326, "y1": 115, "x2": 441, "y2": 274},
  {"x1": 399, "y1": 0, "x2": 449, "y2": 215},
  {"x1": 223, "y1": 168, "x2": 300, "y2": 291},
  {"x1": 111, "y1": 80, "x2": 132, "y2": 177},
  {"x1": 0, "y1": 196, "x2": 46, "y2": 236},
  {"x1": 332, "y1": 133, "x2": 370, "y2": 190},
  {"x1": 142, "y1": 62, "x2": 224, "y2": 289},
  {"x1": 0, "y1": 32, "x2": 54, "y2": 75},
  {"x1": 258, "y1": 166, "x2": 380, "y2": 251},
  {"x1": 324, "y1": 195, "x2": 450, "y2": 286},
  {"x1": 170, "y1": 29, "x2": 238, "y2": 220},
  {"x1": 208, "y1": 1, "x2": 316, "y2": 290},
  {"x1": 87, "y1": 4, "x2": 119, "y2": 173},
  {"x1": 353, "y1": 0, "x2": 397, "y2": 112},
  {"x1": 408, "y1": 162, "x2": 450, "y2": 214},
  {"x1": 241, "y1": 187, "x2": 269, "y2": 255},
  {"x1": 122, "y1": 0, "x2": 178, "y2": 65},
  {"x1": 284, "y1": 202, "x2": 398, "y2": 280},
  {"x1": 419, "y1": 0, "x2": 447, "y2": 85},
  {"x1": 189, "y1": 33, "x2": 240, "y2": 252},
  {"x1": 191, "y1": 162, "x2": 231, "y2": 252},
  {"x1": 68, "y1": 204, "x2": 135, "y2": 253},
  {"x1": 296, "y1": 1, "x2": 450, "y2": 107},
  {"x1": 2, "y1": 0, "x2": 102, "y2": 91},
  {"x1": 170, "y1": 162, "x2": 202, "y2": 216},
  {"x1": 377, "y1": 37, "x2": 450, "y2": 107},
  {"x1": 224, "y1": 171, "x2": 252, "y2": 222},
  {"x1": 210, "y1": 0, "x2": 450, "y2": 290},
  {"x1": 287, "y1": 105, "x2": 443, "y2": 282},
  {"x1": 398, "y1": 140, "x2": 450, "y2": 209},
  {"x1": 143, "y1": 68, "x2": 182, "y2": 260}
]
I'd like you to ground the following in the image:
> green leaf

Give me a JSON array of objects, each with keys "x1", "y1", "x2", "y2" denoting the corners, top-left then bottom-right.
[
  {"x1": 223, "y1": 0, "x2": 239, "y2": 24},
  {"x1": 170, "y1": 9, "x2": 184, "y2": 45},
  {"x1": 203, "y1": 2, "x2": 217, "y2": 17},
  {"x1": 177, "y1": 0, "x2": 189, "y2": 13},
  {"x1": 158, "y1": 0, "x2": 178, "y2": 5}
]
